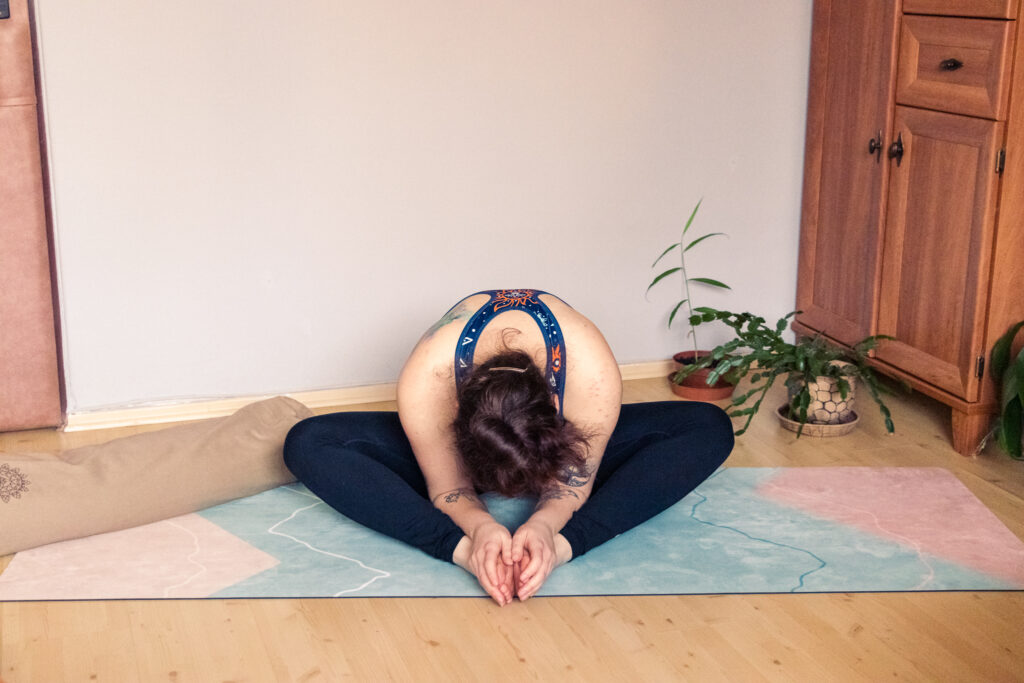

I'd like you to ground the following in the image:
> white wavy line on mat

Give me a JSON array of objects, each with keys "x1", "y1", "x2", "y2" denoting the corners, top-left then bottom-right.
[
  {"x1": 269, "y1": 490, "x2": 391, "y2": 597},
  {"x1": 762, "y1": 481, "x2": 936, "y2": 589},
  {"x1": 282, "y1": 484, "x2": 323, "y2": 501},
  {"x1": 162, "y1": 519, "x2": 209, "y2": 598}
]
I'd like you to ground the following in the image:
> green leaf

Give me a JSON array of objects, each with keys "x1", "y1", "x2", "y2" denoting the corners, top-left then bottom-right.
[
  {"x1": 1013, "y1": 347, "x2": 1024, "y2": 410},
  {"x1": 707, "y1": 356, "x2": 741, "y2": 385},
  {"x1": 682, "y1": 198, "x2": 703, "y2": 235},
  {"x1": 836, "y1": 377, "x2": 850, "y2": 400},
  {"x1": 687, "y1": 277, "x2": 731, "y2": 290},
  {"x1": 798, "y1": 387, "x2": 811, "y2": 415},
  {"x1": 731, "y1": 385, "x2": 764, "y2": 405},
  {"x1": 881, "y1": 404, "x2": 895, "y2": 434},
  {"x1": 683, "y1": 232, "x2": 727, "y2": 252},
  {"x1": 990, "y1": 320, "x2": 1024, "y2": 379},
  {"x1": 667, "y1": 300, "x2": 688, "y2": 328},
  {"x1": 997, "y1": 400, "x2": 1022, "y2": 459},
  {"x1": 651, "y1": 243, "x2": 680, "y2": 269},
  {"x1": 1003, "y1": 362, "x2": 1020, "y2": 411},
  {"x1": 646, "y1": 267, "x2": 681, "y2": 295}
]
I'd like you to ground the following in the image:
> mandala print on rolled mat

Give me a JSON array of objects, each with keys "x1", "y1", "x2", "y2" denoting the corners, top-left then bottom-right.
[{"x1": 0, "y1": 463, "x2": 30, "y2": 503}]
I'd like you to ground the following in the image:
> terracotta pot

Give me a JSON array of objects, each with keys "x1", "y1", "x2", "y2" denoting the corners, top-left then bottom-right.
[
  {"x1": 776, "y1": 404, "x2": 859, "y2": 437},
  {"x1": 668, "y1": 351, "x2": 735, "y2": 401}
]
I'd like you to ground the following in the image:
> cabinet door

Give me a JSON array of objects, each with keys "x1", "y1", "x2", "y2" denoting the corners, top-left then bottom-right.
[
  {"x1": 876, "y1": 106, "x2": 1004, "y2": 400},
  {"x1": 796, "y1": 0, "x2": 900, "y2": 345}
]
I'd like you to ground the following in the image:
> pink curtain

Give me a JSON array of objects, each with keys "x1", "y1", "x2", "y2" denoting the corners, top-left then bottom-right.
[{"x1": 0, "y1": 0, "x2": 62, "y2": 430}]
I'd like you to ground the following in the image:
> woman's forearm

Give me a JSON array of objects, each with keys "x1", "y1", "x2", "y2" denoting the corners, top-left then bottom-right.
[
  {"x1": 431, "y1": 487, "x2": 498, "y2": 536},
  {"x1": 528, "y1": 485, "x2": 587, "y2": 534}
]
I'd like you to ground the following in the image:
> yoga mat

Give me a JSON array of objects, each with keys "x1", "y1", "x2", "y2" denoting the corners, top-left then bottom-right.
[{"x1": 1, "y1": 467, "x2": 1022, "y2": 600}]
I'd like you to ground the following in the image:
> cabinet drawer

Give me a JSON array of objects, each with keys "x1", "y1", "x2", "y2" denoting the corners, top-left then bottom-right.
[
  {"x1": 897, "y1": 15, "x2": 1013, "y2": 119},
  {"x1": 903, "y1": 0, "x2": 1017, "y2": 19}
]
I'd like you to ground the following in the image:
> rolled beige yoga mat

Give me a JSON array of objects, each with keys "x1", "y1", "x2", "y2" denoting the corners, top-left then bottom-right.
[{"x1": 0, "y1": 396, "x2": 312, "y2": 556}]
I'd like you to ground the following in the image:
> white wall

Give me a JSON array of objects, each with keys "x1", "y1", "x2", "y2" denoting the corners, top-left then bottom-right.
[{"x1": 33, "y1": 0, "x2": 813, "y2": 413}]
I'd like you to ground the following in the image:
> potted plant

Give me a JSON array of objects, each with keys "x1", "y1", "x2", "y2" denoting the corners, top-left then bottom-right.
[
  {"x1": 986, "y1": 320, "x2": 1024, "y2": 459},
  {"x1": 680, "y1": 308, "x2": 896, "y2": 437},
  {"x1": 646, "y1": 199, "x2": 734, "y2": 400}
]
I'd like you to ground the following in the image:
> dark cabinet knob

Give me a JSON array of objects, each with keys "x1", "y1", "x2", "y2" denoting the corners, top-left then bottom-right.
[
  {"x1": 868, "y1": 130, "x2": 883, "y2": 163},
  {"x1": 888, "y1": 132, "x2": 904, "y2": 167},
  {"x1": 940, "y1": 58, "x2": 964, "y2": 71}
]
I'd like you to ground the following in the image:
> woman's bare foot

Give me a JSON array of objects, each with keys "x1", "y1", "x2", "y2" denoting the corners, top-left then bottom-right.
[
  {"x1": 554, "y1": 533, "x2": 572, "y2": 566},
  {"x1": 453, "y1": 535, "x2": 513, "y2": 606}
]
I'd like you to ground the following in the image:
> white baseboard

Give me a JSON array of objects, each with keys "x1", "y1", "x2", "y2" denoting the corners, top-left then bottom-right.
[
  {"x1": 619, "y1": 359, "x2": 675, "y2": 381},
  {"x1": 63, "y1": 360, "x2": 675, "y2": 432}
]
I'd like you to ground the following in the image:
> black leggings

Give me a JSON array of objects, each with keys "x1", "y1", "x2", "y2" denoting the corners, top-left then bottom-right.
[{"x1": 283, "y1": 401, "x2": 734, "y2": 562}]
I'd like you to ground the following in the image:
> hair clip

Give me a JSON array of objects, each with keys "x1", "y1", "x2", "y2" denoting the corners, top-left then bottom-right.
[{"x1": 488, "y1": 366, "x2": 527, "y2": 373}]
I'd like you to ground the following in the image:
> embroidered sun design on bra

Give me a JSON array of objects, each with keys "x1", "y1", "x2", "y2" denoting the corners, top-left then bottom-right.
[
  {"x1": 0, "y1": 463, "x2": 30, "y2": 503},
  {"x1": 491, "y1": 289, "x2": 539, "y2": 312}
]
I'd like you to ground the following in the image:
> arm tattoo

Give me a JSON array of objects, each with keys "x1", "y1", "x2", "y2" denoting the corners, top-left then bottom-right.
[
  {"x1": 537, "y1": 488, "x2": 580, "y2": 505},
  {"x1": 433, "y1": 487, "x2": 480, "y2": 506},
  {"x1": 559, "y1": 463, "x2": 592, "y2": 488},
  {"x1": 422, "y1": 304, "x2": 470, "y2": 340}
]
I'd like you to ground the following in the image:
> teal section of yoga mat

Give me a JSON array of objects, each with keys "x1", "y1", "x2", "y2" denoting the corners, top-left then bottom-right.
[{"x1": 197, "y1": 468, "x2": 1021, "y2": 598}]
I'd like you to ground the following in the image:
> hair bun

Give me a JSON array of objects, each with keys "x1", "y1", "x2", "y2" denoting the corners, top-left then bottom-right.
[{"x1": 453, "y1": 351, "x2": 589, "y2": 496}]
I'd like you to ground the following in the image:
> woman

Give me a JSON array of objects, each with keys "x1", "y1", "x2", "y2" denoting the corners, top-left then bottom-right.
[{"x1": 284, "y1": 289, "x2": 734, "y2": 604}]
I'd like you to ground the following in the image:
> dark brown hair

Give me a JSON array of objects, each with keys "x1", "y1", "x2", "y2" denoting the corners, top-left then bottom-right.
[{"x1": 453, "y1": 350, "x2": 590, "y2": 497}]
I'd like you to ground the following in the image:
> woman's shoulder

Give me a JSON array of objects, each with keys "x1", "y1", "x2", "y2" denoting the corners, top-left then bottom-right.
[
  {"x1": 538, "y1": 294, "x2": 609, "y2": 348},
  {"x1": 418, "y1": 292, "x2": 491, "y2": 346},
  {"x1": 399, "y1": 293, "x2": 488, "y2": 387}
]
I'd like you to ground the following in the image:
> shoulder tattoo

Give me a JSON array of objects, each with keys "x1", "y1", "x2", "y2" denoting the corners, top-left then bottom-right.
[{"x1": 423, "y1": 303, "x2": 471, "y2": 340}]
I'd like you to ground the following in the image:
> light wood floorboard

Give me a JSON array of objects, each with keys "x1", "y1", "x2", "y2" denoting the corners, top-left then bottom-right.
[{"x1": 1, "y1": 378, "x2": 1022, "y2": 682}]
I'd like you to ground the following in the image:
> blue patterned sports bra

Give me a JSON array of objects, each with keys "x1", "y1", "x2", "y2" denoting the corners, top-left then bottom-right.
[{"x1": 453, "y1": 289, "x2": 567, "y2": 415}]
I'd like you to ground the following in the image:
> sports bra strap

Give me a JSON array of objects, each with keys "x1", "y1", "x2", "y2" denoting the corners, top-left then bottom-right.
[{"x1": 453, "y1": 289, "x2": 566, "y2": 415}]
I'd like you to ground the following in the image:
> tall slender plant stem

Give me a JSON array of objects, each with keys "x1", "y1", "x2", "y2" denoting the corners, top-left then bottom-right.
[{"x1": 680, "y1": 227, "x2": 699, "y2": 358}]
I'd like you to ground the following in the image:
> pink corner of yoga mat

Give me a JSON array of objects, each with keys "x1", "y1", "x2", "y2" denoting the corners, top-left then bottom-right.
[
  {"x1": 756, "y1": 467, "x2": 1024, "y2": 587},
  {"x1": 0, "y1": 513, "x2": 279, "y2": 600}
]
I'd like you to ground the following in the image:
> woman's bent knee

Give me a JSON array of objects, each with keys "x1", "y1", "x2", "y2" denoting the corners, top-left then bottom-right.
[
  {"x1": 663, "y1": 401, "x2": 735, "y2": 467},
  {"x1": 700, "y1": 402, "x2": 735, "y2": 458},
  {"x1": 283, "y1": 415, "x2": 329, "y2": 477},
  {"x1": 651, "y1": 400, "x2": 733, "y2": 436}
]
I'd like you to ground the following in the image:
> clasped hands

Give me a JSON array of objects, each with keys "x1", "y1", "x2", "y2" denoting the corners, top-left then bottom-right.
[{"x1": 455, "y1": 519, "x2": 568, "y2": 606}]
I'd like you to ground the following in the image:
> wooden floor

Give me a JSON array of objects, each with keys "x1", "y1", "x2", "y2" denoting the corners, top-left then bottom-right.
[{"x1": 1, "y1": 378, "x2": 1023, "y2": 682}]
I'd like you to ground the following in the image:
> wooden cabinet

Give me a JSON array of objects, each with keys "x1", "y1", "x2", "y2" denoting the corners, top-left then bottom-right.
[
  {"x1": 796, "y1": 0, "x2": 1024, "y2": 456},
  {"x1": 796, "y1": 1, "x2": 901, "y2": 347}
]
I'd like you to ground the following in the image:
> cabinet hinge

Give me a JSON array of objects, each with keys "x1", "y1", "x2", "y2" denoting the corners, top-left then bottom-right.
[
  {"x1": 976, "y1": 356, "x2": 986, "y2": 379},
  {"x1": 996, "y1": 149, "x2": 1006, "y2": 175}
]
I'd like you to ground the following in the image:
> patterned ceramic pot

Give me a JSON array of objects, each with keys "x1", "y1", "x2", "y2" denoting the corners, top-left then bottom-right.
[
  {"x1": 784, "y1": 363, "x2": 858, "y2": 428},
  {"x1": 776, "y1": 405, "x2": 860, "y2": 437}
]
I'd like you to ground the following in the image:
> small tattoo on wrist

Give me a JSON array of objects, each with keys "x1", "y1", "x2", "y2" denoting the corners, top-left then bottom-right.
[{"x1": 437, "y1": 488, "x2": 479, "y2": 505}]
